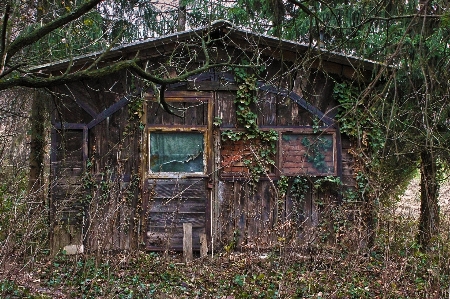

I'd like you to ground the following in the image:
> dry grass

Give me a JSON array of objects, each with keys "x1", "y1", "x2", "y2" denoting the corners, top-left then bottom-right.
[{"x1": 1, "y1": 207, "x2": 450, "y2": 298}]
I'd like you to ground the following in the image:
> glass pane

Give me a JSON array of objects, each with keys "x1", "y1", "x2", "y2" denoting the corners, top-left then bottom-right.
[
  {"x1": 281, "y1": 133, "x2": 335, "y2": 175},
  {"x1": 150, "y1": 132, "x2": 204, "y2": 173}
]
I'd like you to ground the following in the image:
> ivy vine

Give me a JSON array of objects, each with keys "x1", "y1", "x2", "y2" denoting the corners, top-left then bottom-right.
[
  {"x1": 222, "y1": 66, "x2": 278, "y2": 183},
  {"x1": 127, "y1": 94, "x2": 145, "y2": 133},
  {"x1": 333, "y1": 81, "x2": 384, "y2": 152},
  {"x1": 276, "y1": 176, "x2": 310, "y2": 236},
  {"x1": 301, "y1": 136, "x2": 333, "y2": 173}
]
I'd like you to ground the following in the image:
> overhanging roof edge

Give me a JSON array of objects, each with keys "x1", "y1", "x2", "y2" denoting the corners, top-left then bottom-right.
[{"x1": 32, "y1": 20, "x2": 384, "y2": 73}]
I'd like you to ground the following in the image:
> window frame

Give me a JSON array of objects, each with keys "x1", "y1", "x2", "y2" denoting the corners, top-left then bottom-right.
[
  {"x1": 218, "y1": 127, "x2": 337, "y2": 179},
  {"x1": 147, "y1": 127, "x2": 208, "y2": 178},
  {"x1": 279, "y1": 128, "x2": 337, "y2": 177}
]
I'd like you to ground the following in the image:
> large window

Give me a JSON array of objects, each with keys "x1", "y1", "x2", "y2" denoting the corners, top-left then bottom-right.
[
  {"x1": 220, "y1": 129, "x2": 337, "y2": 177},
  {"x1": 149, "y1": 131, "x2": 205, "y2": 174}
]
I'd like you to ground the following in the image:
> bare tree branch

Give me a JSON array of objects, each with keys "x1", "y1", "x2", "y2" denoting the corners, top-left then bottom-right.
[
  {"x1": 0, "y1": 63, "x2": 26, "y2": 79},
  {"x1": 363, "y1": 14, "x2": 442, "y2": 24},
  {"x1": 0, "y1": 56, "x2": 256, "y2": 92},
  {"x1": 0, "y1": 59, "x2": 136, "y2": 90},
  {"x1": 0, "y1": 3, "x2": 11, "y2": 75},
  {"x1": 286, "y1": 0, "x2": 325, "y2": 26},
  {"x1": 5, "y1": 0, "x2": 103, "y2": 64},
  {"x1": 84, "y1": 25, "x2": 128, "y2": 73}
]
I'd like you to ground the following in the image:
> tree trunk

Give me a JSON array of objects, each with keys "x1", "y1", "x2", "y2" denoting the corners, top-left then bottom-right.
[
  {"x1": 28, "y1": 0, "x2": 51, "y2": 202},
  {"x1": 28, "y1": 90, "x2": 47, "y2": 203},
  {"x1": 417, "y1": 150, "x2": 440, "y2": 251},
  {"x1": 177, "y1": 0, "x2": 186, "y2": 32}
]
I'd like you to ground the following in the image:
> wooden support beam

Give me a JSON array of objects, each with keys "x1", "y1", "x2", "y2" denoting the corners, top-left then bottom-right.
[
  {"x1": 87, "y1": 96, "x2": 130, "y2": 129},
  {"x1": 199, "y1": 233, "x2": 208, "y2": 257},
  {"x1": 183, "y1": 223, "x2": 193, "y2": 263},
  {"x1": 73, "y1": 97, "x2": 97, "y2": 118},
  {"x1": 82, "y1": 127, "x2": 88, "y2": 165},
  {"x1": 257, "y1": 82, "x2": 336, "y2": 127}
]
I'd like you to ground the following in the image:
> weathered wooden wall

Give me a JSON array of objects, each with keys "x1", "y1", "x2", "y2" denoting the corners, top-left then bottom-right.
[
  {"x1": 50, "y1": 71, "x2": 141, "y2": 253},
  {"x1": 210, "y1": 69, "x2": 342, "y2": 249},
  {"x1": 49, "y1": 56, "x2": 359, "y2": 253}
]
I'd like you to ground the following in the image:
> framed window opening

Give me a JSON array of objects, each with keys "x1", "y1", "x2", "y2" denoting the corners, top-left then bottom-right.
[
  {"x1": 219, "y1": 127, "x2": 337, "y2": 179},
  {"x1": 145, "y1": 91, "x2": 212, "y2": 178},
  {"x1": 148, "y1": 128, "x2": 208, "y2": 178},
  {"x1": 279, "y1": 128, "x2": 337, "y2": 176}
]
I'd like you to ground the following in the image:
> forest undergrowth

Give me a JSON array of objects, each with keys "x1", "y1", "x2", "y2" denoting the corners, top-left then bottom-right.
[{"x1": 1, "y1": 208, "x2": 449, "y2": 299}]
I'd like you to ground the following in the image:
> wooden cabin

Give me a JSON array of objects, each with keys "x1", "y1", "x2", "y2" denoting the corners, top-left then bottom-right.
[{"x1": 43, "y1": 21, "x2": 379, "y2": 253}]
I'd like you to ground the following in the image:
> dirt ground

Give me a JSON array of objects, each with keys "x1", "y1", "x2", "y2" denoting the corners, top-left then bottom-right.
[{"x1": 398, "y1": 177, "x2": 450, "y2": 216}]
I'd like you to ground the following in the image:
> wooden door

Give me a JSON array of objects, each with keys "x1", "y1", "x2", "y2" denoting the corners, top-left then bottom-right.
[
  {"x1": 144, "y1": 91, "x2": 212, "y2": 251},
  {"x1": 50, "y1": 127, "x2": 88, "y2": 251}
]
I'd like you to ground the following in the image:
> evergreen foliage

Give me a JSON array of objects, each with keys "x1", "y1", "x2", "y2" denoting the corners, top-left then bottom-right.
[{"x1": 1, "y1": 1, "x2": 450, "y2": 297}]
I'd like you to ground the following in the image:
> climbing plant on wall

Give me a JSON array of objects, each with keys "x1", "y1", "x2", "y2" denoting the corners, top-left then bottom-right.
[{"x1": 222, "y1": 66, "x2": 278, "y2": 183}]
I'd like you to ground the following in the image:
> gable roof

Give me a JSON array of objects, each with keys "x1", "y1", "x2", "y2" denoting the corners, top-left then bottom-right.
[{"x1": 35, "y1": 20, "x2": 382, "y2": 80}]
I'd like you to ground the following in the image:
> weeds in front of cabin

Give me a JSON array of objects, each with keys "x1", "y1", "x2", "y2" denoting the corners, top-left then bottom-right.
[
  {"x1": 1, "y1": 153, "x2": 450, "y2": 298},
  {"x1": 1, "y1": 154, "x2": 449, "y2": 298},
  {"x1": 1, "y1": 209, "x2": 450, "y2": 298}
]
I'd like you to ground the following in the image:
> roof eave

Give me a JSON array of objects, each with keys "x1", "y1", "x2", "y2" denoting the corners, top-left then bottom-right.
[{"x1": 33, "y1": 20, "x2": 384, "y2": 74}]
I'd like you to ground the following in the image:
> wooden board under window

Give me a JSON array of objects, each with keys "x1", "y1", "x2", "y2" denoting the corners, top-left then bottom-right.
[{"x1": 145, "y1": 179, "x2": 207, "y2": 251}]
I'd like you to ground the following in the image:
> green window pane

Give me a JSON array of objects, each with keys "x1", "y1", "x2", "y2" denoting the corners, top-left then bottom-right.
[
  {"x1": 150, "y1": 132, "x2": 204, "y2": 173},
  {"x1": 281, "y1": 133, "x2": 335, "y2": 175}
]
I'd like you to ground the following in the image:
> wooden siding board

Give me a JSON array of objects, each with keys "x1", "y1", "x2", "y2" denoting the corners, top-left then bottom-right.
[
  {"x1": 53, "y1": 123, "x2": 86, "y2": 130},
  {"x1": 147, "y1": 100, "x2": 208, "y2": 126},
  {"x1": 276, "y1": 95, "x2": 290, "y2": 126},
  {"x1": 149, "y1": 199, "x2": 206, "y2": 213},
  {"x1": 148, "y1": 212, "x2": 205, "y2": 226},
  {"x1": 51, "y1": 161, "x2": 84, "y2": 174},
  {"x1": 147, "y1": 101, "x2": 163, "y2": 124},
  {"x1": 216, "y1": 92, "x2": 236, "y2": 127},
  {"x1": 151, "y1": 179, "x2": 207, "y2": 198},
  {"x1": 184, "y1": 102, "x2": 197, "y2": 126},
  {"x1": 263, "y1": 182, "x2": 274, "y2": 235},
  {"x1": 257, "y1": 92, "x2": 277, "y2": 126},
  {"x1": 246, "y1": 189, "x2": 255, "y2": 242},
  {"x1": 220, "y1": 181, "x2": 234, "y2": 245},
  {"x1": 172, "y1": 102, "x2": 185, "y2": 125},
  {"x1": 145, "y1": 178, "x2": 207, "y2": 250}
]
